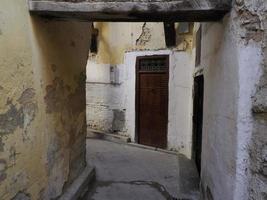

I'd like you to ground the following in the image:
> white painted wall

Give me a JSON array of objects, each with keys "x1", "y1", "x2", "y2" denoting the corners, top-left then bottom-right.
[
  {"x1": 200, "y1": 13, "x2": 264, "y2": 200},
  {"x1": 86, "y1": 58, "x2": 125, "y2": 132},
  {"x1": 201, "y1": 21, "x2": 239, "y2": 200},
  {"x1": 123, "y1": 50, "x2": 194, "y2": 156},
  {"x1": 87, "y1": 50, "x2": 195, "y2": 157}
]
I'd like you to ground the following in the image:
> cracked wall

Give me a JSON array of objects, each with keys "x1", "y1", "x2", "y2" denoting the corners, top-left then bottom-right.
[
  {"x1": 86, "y1": 22, "x2": 196, "y2": 155},
  {"x1": 200, "y1": 0, "x2": 266, "y2": 199},
  {"x1": 0, "y1": 0, "x2": 91, "y2": 199}
]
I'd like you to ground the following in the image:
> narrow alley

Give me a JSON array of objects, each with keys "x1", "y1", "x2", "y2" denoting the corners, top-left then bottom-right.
[
  {"x1": 84, "y1": 139, "x2": 199, "y2": 200},
  {"x1": 1, "y1": 1, "x2": 266, "y2": 200}
]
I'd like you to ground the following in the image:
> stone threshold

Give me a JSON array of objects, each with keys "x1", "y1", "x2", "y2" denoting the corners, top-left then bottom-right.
[
  {"x1": 87, "y1": 128, "x2": 177, "y2": 155},
  {"x1": 127, "y1": 143, "x2": 178, "y2": 155},
  {"x1": 87, "y1": 128, "x2": 131, "y2": 143},
  {"x1": 58, "y1": 165, "x2": 96, "y2": 200}
]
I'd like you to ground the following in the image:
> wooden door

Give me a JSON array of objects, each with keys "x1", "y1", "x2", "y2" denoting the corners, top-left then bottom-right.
[
  {"x1": 192, "y1": 75, "x2": 204, "y2": 174},
  {"x1": 136, "y1": 55, "x2": 169, "y2": 149}
]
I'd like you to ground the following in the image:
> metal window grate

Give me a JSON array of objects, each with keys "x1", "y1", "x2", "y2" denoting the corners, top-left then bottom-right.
[{"x1": 139, "y1": 58, "x2": 167, "y2": 72}]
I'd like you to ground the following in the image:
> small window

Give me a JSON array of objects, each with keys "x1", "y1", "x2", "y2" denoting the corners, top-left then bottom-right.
[
  {"x1": 195, "y1": 26, "x2": 202, "y2": 67},
  {"x1": 138, "y1": 57, "x2": 167, "y2": 72}
]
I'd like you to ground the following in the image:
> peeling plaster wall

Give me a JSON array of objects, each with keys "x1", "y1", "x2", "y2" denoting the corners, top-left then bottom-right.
[
  {"x1": 0, "y1": 0, "x2": 91, "y2": 199},
  {"x1": 86, "y1": 22, "x2": 195, "y2": 155},
  {"x1": 200, "y1": 0, "x2": 266, "y2": 199}
]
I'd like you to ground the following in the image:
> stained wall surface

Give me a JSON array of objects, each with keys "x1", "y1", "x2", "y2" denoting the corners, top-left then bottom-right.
[
  {"x1": 200, "y1": 0, "x2": 267, "y2": 199},
  {"x1": 86, "y1": 22, "x2": 195, "y2": 155},
  {"x1": 0, "y1": 0, "x2": 91, "y2": 199}
]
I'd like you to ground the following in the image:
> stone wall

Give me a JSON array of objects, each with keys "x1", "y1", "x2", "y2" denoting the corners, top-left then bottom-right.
[
  {"x1": 200, "y1": 0, "x2": 266, "y2": 199},
  {"x1": 0, "y1": 0, "x2": 91, "y2": 199},
  {"x1": 249, "y1": 0, "x2": 267, "y2": 199}
]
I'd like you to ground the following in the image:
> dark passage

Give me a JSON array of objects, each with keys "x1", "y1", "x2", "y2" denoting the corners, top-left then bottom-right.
[{"x1": 192, "y1": 75, "x2": 204, "y2": 174}]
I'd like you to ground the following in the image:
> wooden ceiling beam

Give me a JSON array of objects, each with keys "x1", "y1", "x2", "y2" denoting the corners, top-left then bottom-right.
[{"x1": 28, "y1": 0, "x2": 232, "y2": 22}]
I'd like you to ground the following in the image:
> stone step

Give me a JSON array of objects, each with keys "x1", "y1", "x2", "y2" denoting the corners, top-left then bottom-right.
[
  {"x1": 87, "y1": 128, "x2": 131, "y2": 144},
  {"x1": 87, "y1": 128, "x2": 177, "y2": 155},
  {"x1": 127, "y1": 142, "x2": 178, "y2": 155},
  {"x1": 58, "y1": 165, "x2": 96, "y2": 200}
]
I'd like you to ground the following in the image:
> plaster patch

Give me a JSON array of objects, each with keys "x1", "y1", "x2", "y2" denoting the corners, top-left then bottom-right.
[
  {"x1": 136, "y1": 23, "x2": 152, "y2": 46},
  {"x1": 44, "y1": 78, "x2": 69, "y2": 113},
  {"x1": 10, "y1": 172, "x2": 29, "y2": 194},
  {"x1": 46, "y1": 136, "x2": 61, "y2": 175},
  {"x1": 112, "y1": 109, "x2": 125, "y2": 132},
  {"x1": 18, "y1": 88, "x2": 38, "y2": 141},
  {"x1": 0, "y1": 137, "x2": 4, "y2": 152},
  {"x1": 9, "y1": 146, "x2": 20, "y2": 167},
  {"x1": 0, "y1": 88, "x2": 37, "y2": 138},
  {"x1": 68, "y1": 73, "x2": 86, "y2": 116},
  {"x1": 12, "y1": 191, "x2": 31, "y2": 200},
  {"x1": 252, "y1": 87, "x2": 267, "y2": 113},
  {"x1": 0, "y1": 159, "x2": 7, "y2": 183},
  {"x1": 44, "y1": 73, "x2": 85, "y2": 115},
  {"x1": 0, "y1": 104, "x2": 24, "y2": 136},
  {"x1": 262, "y1": 146, "x2": 267, "y2": 162},
  {"x1": 18, "y1": 89, "x2": 36, "y2": 105}
]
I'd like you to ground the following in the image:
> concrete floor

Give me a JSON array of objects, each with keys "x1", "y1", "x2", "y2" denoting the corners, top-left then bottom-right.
[{"x1": 84, "y1": 139, "x2": 200, "y2": 200}]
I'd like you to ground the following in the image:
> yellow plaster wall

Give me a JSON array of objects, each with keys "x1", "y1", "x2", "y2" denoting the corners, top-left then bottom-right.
[
  {"x1": 0, "y1": 0, "x2": 91, "y2": 199},
  {"x1": 91, "y1": 22, "x2": 194, "y2": 65}
]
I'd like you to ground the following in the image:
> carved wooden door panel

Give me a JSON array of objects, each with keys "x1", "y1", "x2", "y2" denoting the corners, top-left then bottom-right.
[{"x1": 136, "y1": 55, "x2": 169, "y2": 149}]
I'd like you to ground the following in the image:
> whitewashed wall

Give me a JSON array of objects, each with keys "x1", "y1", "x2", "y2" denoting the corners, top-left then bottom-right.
[
  {"x1": 86, "y1": 61, "x2": 125, "y2": 132},
  {"x1": 86, "y1": 50, "x2": 195, "y2": 156},
  {"x1": 124, "y1": 50, "x2": 194, "y2": 156},
  {"x1": 200, "y1": 7, "x2": 265, "y2": 199}
]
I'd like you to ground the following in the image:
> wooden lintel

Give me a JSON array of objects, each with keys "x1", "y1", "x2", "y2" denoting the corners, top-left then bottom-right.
[
  {"x1": 164, "y1": 22, "x2": 176, "y2": 47},
  {"x1": 28, "y1": 1, "x2": 232, "y2": 22}
]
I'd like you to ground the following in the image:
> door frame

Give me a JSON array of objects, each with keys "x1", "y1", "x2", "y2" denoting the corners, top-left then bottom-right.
[{"x1": 135, "y1": 55, "x2": 169, "y2": 147}]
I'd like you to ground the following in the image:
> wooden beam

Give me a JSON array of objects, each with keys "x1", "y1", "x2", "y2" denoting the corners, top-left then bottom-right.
[
  {"x1": 164, "y1": 22, "x2": 176, "y2": 47},
  {"x1": 28, "y1": 0, "x2": 232, "y2": 22}
]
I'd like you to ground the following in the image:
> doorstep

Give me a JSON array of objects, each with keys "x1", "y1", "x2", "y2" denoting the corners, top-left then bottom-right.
[
  {"x1": 87, "y1": 128, "x2": 131, "y2": 144},
  {"x1": 87, "y1": 128, "x2": 177, "y2": 155},
  {"x1": 127, "y1": 143, "x2": 178, "y2": 155}
]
